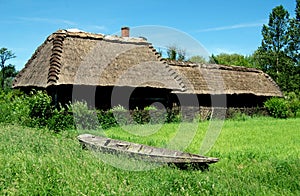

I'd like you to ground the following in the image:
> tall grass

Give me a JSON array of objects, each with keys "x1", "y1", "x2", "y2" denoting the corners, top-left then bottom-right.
[{"x1": 0, "y1": 117, "x2": 299, "y2": 195}]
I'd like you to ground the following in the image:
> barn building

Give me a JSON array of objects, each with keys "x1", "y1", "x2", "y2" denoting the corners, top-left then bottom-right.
[{"x1": 13, "y1": 28, "x2": 282, "y2": 111}]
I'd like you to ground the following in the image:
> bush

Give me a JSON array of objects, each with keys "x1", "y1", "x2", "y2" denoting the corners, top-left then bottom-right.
[
  {"x1": 0, "y1": 90, "x2": 31, "y2": 125},
  {"x1": 264, "y1": 97, "x2": 290, "y2": 118},
  {"x1": 47, "y1": 105, "x2": 74, "y2": 132},
  {"x1": 285, "y1": 92, "x2": 300, "y2": 117},
  {"x1": 97, "y1": 110, "x2": 118, "y2": 129},
  {"x1": 71, "y1": 101, "x2": 99, "y2": 130},
  {"x1": 264, "y1": 93, "x2": 300, "y2": 119},
  {"x1": 131, "y1": 108, "x2": 149, "y2": 124},
  {"x1": 166, "y1": 108, "x2": 181, "y2": 123},
  {"x1": 27, "y1": 90, "x2": 53, "y2": 127},
  {"x1": 0, "y1": 90, "x2": 74, "y2": 132},
  {"x1": 109, "y1": 105, "x2": 130, "y2": 126}
]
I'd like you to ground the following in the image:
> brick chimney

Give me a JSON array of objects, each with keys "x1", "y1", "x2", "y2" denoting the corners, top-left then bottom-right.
[{"x1": 121, "y1": 27, "x2": 130, "y2": 37}]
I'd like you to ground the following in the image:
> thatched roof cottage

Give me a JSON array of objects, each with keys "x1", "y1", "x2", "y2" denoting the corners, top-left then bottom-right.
[{"x1": 13, "y1": 28, "x2": 282, "y2": 109}]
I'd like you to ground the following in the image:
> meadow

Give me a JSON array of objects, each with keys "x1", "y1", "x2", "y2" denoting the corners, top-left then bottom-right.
[{"x1": 0, "y1": 117, "x2": 299, "y2": 195}]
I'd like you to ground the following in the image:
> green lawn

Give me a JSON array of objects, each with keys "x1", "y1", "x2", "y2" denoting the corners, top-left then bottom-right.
[{"x1": 0, "y1": 117, "x2": 299, "y2": 195}]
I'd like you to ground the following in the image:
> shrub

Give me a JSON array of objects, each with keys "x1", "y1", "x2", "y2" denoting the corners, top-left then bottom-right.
[
  {"x1": 132, "y1": 108, "x2": 149, "y2": 124},
  {"x1": 166, "y1": 108, "x2": 181, "y2": 123},
  {"x1": 47, "y1": 105, "x2": 74, "y2": 132},
  {"x1": 109, "y1": 105, "x2": 130, "y2": 126},
  {"x1": 148, "y1": 109, "x2": 167, "y2": 124},
  {"x1": 0, "y1": 90, "x2": 91, "y2": 131},
  {"x1": 0, "y1": 90, "x2": 31, "y2": 125},
  {"x1": 27, "y1": 90, "x2": 53, "y2": 127},
  {"x1": 11, "y1": 93, "x2": 31, "y2": 125},
  {"x1": 285, "y1": 92, "x2": 300, "y2": 117},
  {"x1": 264, "y1": 97, "x2": 290, "y2": 118},
  {"x1": 71, "y1": 101, "x2": 99, "y2": 130},
  {"x1": 0, "y1": 90, "x2": 15, "y2": 123},
  {"x1": 97, "y1": 110, "x2": 118, "y2": 129}
]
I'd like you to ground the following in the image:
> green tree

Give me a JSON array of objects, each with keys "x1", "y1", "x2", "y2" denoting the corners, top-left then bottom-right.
[
  {"x1": 177, "y1": 48, "x2": 186, "y2": 61},
  {"x1": 0, "y1": 48, "x2": 16, "y2": 89},
  {"x1": 288, "y1": 0, "x2": 300, "y2": 65},
  {"x1": 209, "y1": 54, "x2": 219, "y2": 64},
  {"x1": 288, "y1": 0, "x2": 300, "y2": 93},
  {"x1": 188, "y1": 55, "x2": 207, "y2": 64},
  {"x1": 166, "y1": 45, "x2": 186, "y2": 61},
  {"x1": 209, "y1": 53, "x2": 256, "y2": 68},
  {"x1": 166, "y1": 45, "x2": 177, "y2": 60},
  {"x1": 254, "y1": 5, "x2": 297, "y2": 92},
  {"x1": 0, "y1": 64, "x2": 18, "y2": 90}
]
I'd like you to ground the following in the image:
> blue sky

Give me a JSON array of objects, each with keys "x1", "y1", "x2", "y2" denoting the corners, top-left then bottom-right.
[{"x1": 0, "y1": 0, "x2": 296, "y2": 70}]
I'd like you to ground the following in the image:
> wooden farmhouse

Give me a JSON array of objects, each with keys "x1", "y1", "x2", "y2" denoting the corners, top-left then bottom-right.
[{"x1": 13, "y1": 28, "x2": 282, "y2": 110}]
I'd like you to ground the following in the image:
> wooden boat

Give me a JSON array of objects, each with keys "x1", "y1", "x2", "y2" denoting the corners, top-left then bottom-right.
[{"x1": 78, "y1": 134, "x2": 219, "y2": 170}]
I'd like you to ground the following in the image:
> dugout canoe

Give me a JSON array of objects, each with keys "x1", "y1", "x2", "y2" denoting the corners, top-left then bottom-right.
[{"x1": 78, "y1": 134, "x2": 219, "y2": 170}]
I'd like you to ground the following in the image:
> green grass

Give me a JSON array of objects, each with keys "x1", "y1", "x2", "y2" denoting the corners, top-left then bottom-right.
[{"x1": 0, "y1": 117, "x2": 299, "y2": 195}]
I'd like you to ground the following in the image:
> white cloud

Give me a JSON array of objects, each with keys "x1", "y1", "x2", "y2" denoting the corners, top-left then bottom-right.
[
  {"x1": 17, "y1": 17, "x2": 77, "y2": 26},
  {"x1": 197, "y1": 20, "x2": 267, "y2": 32}
]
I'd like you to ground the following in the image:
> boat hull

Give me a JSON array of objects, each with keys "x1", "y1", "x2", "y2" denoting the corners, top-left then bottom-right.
[{"x1": 78, "y1": 134, "x2": 219, "y2": 170}]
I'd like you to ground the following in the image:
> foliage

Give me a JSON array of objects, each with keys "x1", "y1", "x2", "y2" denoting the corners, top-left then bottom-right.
[
  {"x1": 177, "y1": 48, "x2": 186, "y2": 61},
  {"x1": 0, "y1": 90, "x2": 29, "y2": 124},
  {"x1": 0, "y1": 90, "x2": 75, "y2": 132},
  {"x1": 0, "y1": 90, "x2": 186, "y2": 131},
  {"x1": 0, "y1": 64, "x2": 18, "y2": 91},
  {"x1": 144, "y1": 105, "x2": 157, "y2": 111},
  {"x1": 110, "y1": 104, "x2": 126, "y2": 112},
  {"x1": 166, "y1": 45, "x2": 186, "y2": 61},
  {"x1": 254, "y1": 3, "x2": 300, "y2": 92},
  {"x1": 264, "y1": 92, "x2": 300, "y2": 118},
  {"x1": 97, "y1": 110, "x2": 118, "y2": 129},
  {"x1": 0, "y1": 48, "x2": 16, "y2": 89},
  {"x1": 166, "y1": 108, "x2": 182, "y2": 123},
  {"x1": 285, "y1": 92, "x2": 300, "y2": 117},
  {"x1": 27, "y1": 90, "x2": 53, "y2": 127},
  {"x1": 166, "y1": 45, "x2": 177, "y2": 60},
  {"x1": 1, "y1": 89, "x2": 299, "y2": 134},
  {"x1": 261, "y1": 5, "x2": 290, "y2": 53},
  {"x1": 188, "y1": 55, "x2": 207, "y2": 64},
  {"x1": 131, "y1": 108, "x2": 150, "y2": 124},
  {"x1": 264, "y1": 97, "x2": 290, "y2": 118},
  {"x1": 47, "y1": 105, "x2": 74, "y2": 132},
  {"x1": 210, "y1": 53, "x2": 257, "y2": 68},
  {"x1": 71, "y1": 101, "x2": 99, "y2": 130},
  {"x1": 287, "y1": 0, "x2": 300, "y2": 65},
  {"x1": 1, "y1": 118, "x2": 299, "y2": 195}
]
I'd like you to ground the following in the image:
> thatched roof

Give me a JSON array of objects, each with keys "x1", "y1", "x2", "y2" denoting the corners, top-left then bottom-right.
[
  {"x1": 13, "y1": 29, "x2": 184, "y2": 91},
  {"x1": 13, "y1": 29, "x2": 282, "y2": 97},
  {"x1": 167, "y1": 60, "x2": 282, "y2": 97}
]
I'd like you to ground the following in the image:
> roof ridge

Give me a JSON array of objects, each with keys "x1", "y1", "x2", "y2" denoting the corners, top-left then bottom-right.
[
  {"x1": 49, "y1": 29, "x2": 149, "y2": 44},
  {"x1": 166, "y1": 60, "x2": 263, "y2": 73}
]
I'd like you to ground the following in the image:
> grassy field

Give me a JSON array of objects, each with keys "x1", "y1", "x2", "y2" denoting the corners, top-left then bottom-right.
[{"x1": 0, "y1": 117, "x2": 299, "y2": 195}]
